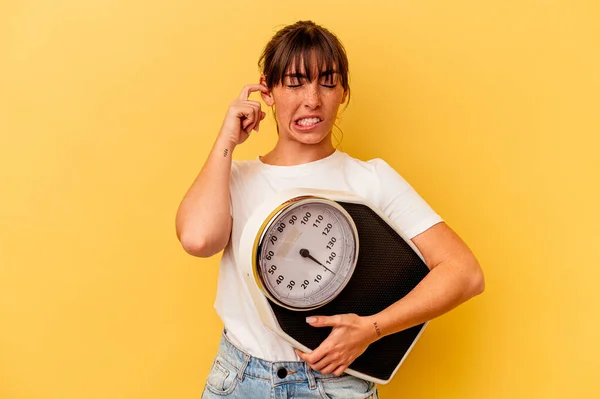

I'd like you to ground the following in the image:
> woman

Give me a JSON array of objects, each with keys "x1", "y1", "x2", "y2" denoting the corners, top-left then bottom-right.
[{"x1": 176, "y1": 20, "x2": 484, "y2": 399}]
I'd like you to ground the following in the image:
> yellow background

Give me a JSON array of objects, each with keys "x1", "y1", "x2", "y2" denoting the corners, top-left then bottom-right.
[{"x1": 1, "y1": 1, "x2": 599, "y2": 398}]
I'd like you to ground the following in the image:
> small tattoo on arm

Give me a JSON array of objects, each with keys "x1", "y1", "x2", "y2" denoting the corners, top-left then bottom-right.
[
  {"x1": 373, "y1": 321, "x2": 382, "y2": 337},
  {"x1": 223, "y1": 149, "x2": 229, "y2": 157}
]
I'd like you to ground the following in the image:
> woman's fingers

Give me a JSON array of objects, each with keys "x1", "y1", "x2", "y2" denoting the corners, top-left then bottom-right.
[
  {"x1": 239, "y1": 101, "x2": 264, "y2": 133},
  {"x1": 310, "y1": 355, "x2": 349, "y2": 376},
  {"x1": 241, "y1": 109, "x2": 258, "y2": 133},
  {"x1": 241, "y1": 112, "x2": 253, "y2": 131},
  {"x1": 236, "y1": 101, "x2": 259, "y2": 116},
  {"x1": 305, "y1": 350, "x2": 331, "y2": 370},
  {"x1": 220, "y1": 85, "x2": 268, "y2": 145},
  {"x1": 238, "y1": 84, "x2": 269, "y2": 101},
  {"x1": 249, "y1": 111, "x2": 265, "y2": 133},
  {"x1": 331, "y1": 365, "x2": 347, "y2": 377},
  {"x1": 320, "y1": 363, "x2": 339, "y2": 375},
  {"x1": 248, "y1": 110, "x2": 267, "y2": 133}
]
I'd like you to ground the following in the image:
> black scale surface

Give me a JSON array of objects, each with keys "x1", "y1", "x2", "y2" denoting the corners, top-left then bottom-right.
[{"x1": 267, "y1": 202, "x2": 430, "y2": 382}]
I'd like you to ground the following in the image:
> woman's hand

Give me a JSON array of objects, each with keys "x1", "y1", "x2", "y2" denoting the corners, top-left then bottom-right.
[
  {"x1": 218, "y1": 84, "x2": 269, "y2": 147},
  {"x1": 295, "y1": 314, "x2": 378, "y2": 376}
]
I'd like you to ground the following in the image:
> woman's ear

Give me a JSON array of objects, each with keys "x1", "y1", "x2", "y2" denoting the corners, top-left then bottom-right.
[
  {"x1": 341, "y1": 89, "x2": 348, "y2": 104},
  {"x1": 260, "y1": 75, "x2": 275, "y2": 106}
]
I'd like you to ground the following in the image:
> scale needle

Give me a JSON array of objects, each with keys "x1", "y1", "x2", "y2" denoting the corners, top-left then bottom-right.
[{"x1": 299, "y1": 248, "x2": 336, "y2": 275}]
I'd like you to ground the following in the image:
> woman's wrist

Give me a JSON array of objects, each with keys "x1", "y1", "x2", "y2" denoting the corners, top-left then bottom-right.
[
  {"x1": 214, "y1": 135, "x2": 237, "y2": 156},
  {"x1": 363, "y1": 314, "x2": 386, "y2": 343}
]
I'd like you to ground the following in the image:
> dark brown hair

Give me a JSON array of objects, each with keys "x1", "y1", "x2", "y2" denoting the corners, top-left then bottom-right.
[{"x1": 258, "y1": 21, "x2": 350, "y2": 100}]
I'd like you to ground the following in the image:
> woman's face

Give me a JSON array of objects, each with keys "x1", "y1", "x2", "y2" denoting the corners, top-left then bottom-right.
[{"x1": 265, "y1": 59, "x2": 347, "y2": 146}]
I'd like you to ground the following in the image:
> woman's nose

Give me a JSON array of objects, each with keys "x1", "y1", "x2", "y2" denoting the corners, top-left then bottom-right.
[{"x1": 304, "y1": 84, "x2": 321, "y2": 108}]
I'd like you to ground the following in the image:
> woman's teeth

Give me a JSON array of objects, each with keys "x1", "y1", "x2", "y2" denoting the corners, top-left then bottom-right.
[{"x1": 297, "y1": 117, "x2": 321, "y2": 126}]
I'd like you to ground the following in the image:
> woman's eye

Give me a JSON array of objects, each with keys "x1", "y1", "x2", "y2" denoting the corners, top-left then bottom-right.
[
  {"x1": 319, "y1": 76, "x2": 338, "y2": 88},
  {"x1": 285, "y1": 78, "x2": 303, "y2": 87}
]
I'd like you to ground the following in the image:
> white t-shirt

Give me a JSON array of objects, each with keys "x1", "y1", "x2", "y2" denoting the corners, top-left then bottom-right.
[{"x1": 214, "y1": 150, "x2": 443, "y2": 361}]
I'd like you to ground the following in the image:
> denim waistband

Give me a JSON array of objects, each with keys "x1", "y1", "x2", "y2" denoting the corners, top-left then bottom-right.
[{"x1": 218, "y1": 329, "x2": 344, "y2": 387}]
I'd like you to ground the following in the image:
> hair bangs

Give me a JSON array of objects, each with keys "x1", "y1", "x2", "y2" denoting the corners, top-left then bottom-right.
[
  {"x1": 259, "y1": 21, "x2": 349, "y2": 91},
  {"x1": 285, "y1": 32, "x2": 340, "y2": 82}
]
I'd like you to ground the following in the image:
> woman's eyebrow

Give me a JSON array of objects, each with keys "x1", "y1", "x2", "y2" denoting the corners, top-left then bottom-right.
[
  {"x1": 319, "y1": 70, "x2": 338, "y2": 77},
  {"x1": 283, "y1": 70, "x2": 338, "y2": 80},
  {"x1": 283, "y1": 73, "x2": 306, "y2": 78}
]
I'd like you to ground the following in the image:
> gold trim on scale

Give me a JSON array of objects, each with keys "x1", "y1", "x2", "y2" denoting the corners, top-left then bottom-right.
[
  {"x1": 251, "y1": 196, "x2": 315, "y2": 302},
  {"x1": 251, "y1": 195, "x2": 359, "y2": 311}
]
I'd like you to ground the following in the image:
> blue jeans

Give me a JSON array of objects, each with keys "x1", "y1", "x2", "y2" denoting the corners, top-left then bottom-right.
[{"x1": 201, "y1": 330, "x2": 379, "y2": 398}]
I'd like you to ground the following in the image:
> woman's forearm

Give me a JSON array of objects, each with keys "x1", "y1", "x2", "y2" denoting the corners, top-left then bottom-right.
[
  {"x1": 175, "y1": 136, "x2": 236, "y2": 257},
  {"x1": 367, "y1": 257, "x2": 484, "y2": 339}
]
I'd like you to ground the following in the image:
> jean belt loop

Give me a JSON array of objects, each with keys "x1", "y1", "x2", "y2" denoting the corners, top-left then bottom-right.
[
  {"x1": 237, "y1": 353, "x2": 250, "y2": 382},
  {"x1": 304, "y1": 362, "x2": 317, "y2": 390}
]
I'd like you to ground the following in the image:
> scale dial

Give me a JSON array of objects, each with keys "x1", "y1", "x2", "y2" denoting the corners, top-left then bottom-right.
[{"x1": 254, "y1": 197, "x2": 359, "y2": 310}]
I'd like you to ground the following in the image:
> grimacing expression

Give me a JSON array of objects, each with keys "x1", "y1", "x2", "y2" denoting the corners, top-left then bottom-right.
[{"x1": 264, "y1": 60, "x2": 347, "y2": 145}]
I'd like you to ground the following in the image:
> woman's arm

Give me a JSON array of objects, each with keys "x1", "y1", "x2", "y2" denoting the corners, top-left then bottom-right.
[
  {"x1": 175, "y1": 84, "x2": 268, "y2": 258},
  {"x1": 175, "y1": 136, "x2": 235, "y2": 258},
  {"x1": 367, "y1": 221, "x2": 484, "y2": 337},
  {"x1": 297, "y1": 222, "x2": 485, "y2": 376}
]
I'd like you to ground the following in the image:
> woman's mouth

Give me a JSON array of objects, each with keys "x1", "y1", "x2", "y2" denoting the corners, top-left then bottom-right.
[{"x1": 294, "y1": 117, "x2": 323, "y2": 131}]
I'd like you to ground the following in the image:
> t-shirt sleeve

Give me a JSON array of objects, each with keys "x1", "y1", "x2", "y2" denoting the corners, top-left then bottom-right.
[{"x1": 371, "y1": 158, "x2": 443, "y2": 239}]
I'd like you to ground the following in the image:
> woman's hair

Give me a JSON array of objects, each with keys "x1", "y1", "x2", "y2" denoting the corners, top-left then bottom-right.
[{"x1": 258, "y1": 21, "x2": 350, "y2": 100}]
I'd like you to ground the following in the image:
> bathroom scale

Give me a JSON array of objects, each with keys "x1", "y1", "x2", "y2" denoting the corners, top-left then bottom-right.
[{"x1": 238, "y1": 188, "x2": 430, "y2": 384}]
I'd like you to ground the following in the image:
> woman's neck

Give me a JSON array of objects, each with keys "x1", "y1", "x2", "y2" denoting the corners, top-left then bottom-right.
[{"x1": 259, "y1": 140, "x2": 336, "y2": 166}]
